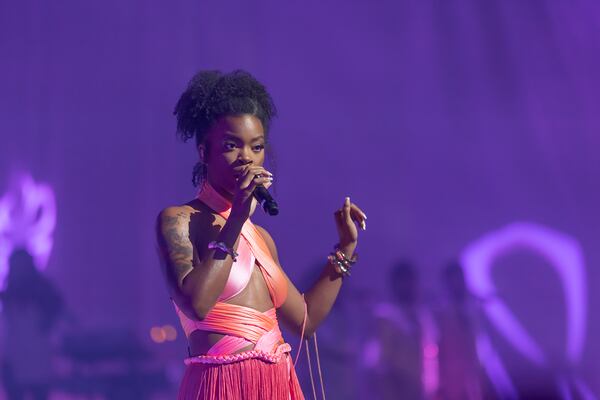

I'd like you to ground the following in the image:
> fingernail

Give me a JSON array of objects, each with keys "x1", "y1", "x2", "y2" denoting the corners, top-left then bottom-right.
[
  {"x1": 363, "y1": 214, "x2": 368, "y2": 220},
  {"x1": 361, "y1": 221, "x2": 366, "y2": 230}
]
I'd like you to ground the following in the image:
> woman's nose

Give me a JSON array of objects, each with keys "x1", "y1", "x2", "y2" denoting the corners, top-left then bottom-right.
[{"x1": 238, "y1": 147, "x2": 253, "y2": 164}]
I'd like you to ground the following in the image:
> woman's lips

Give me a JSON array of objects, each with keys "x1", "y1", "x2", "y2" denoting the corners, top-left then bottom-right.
[{"x1": 232, "y1": 166, "x2": 248, "y2": 178}]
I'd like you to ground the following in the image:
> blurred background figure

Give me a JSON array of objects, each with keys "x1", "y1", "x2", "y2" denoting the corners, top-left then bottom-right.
[
  {"x1": 0, "y1": 249, "x2": 64, "y2": 400},
  {"x1": 294, "y1": 262, "x2": 375, "y2": 399},
  {"x1": 363, "y1": 260, "x2": 439, "y2": 400},
  {"x1": 436, "y1": 261, "x2": 490, "y2": 400},
  {"x1": 293, "y1": 285, "x2": 373, "y2": 400}
]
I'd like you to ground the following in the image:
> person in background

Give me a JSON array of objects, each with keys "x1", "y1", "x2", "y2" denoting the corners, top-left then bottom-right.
[
  {"x1": 1, "y1": 249, "x2": 64, "y2": 400},
  {"x1": 436, "y1": 261, "x2": 488, "y2": 400},
  {"x1": 364, "y1": 260, "x2": 439, "y2": 400}
]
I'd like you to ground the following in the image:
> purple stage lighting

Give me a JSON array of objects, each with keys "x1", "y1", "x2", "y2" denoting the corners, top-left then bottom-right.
[{"x1": 0, "y1": 173, "x2": 56, "y2": 288}]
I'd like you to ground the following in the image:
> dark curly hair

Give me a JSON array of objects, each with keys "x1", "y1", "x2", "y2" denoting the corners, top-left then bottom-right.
[{"x1": 174, "y1": 70, "x2": 277, "y2": 186}]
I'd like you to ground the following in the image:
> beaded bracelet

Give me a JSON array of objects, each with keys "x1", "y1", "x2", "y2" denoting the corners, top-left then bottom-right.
[
  {"x1": 328, "y1": 254, "x2": 350, "y2": 276},
  {"x1": 328, "y1": 244, "x2": 358, "y2": 277},
  {"x1": 208, "y1": 241, "x2": 239, "y2": 262}
]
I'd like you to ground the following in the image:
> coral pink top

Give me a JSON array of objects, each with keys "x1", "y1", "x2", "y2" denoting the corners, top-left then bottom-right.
[{"x1": 173, "y1": 183, "x2": 290, "y2": 363}]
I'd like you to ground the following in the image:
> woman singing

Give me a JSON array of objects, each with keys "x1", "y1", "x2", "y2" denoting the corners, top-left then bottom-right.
[{"x1": 156, "y1": 70, "x2": 367, "y2": 399}]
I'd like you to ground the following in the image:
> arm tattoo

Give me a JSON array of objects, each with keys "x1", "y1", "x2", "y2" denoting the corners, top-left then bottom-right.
[{"x1": 158, "y1": 211, "x2": 194, "y2": 284}]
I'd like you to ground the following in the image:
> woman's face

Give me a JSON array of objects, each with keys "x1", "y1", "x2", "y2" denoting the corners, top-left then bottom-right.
[{"x1": 202, "y1": 114, "x2": 266, "y2": 198}]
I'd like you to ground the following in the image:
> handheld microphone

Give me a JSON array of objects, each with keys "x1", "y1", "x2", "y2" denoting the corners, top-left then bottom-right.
[{"x1": 253, "y1": 185, "x2": 279, "y2": 216}]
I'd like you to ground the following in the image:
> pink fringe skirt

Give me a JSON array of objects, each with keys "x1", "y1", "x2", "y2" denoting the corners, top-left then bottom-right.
[{"x1": 177, "y1": 354, "x2": 305, "y2": 400}]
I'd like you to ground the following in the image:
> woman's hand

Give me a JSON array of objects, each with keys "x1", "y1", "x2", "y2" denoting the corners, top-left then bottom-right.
[
  {"x1": 334, "y1": 197, "x2": 367, "y2": 248},
  {"x1": 230, "y1": 164, "x2": 273, "y2": 220}
]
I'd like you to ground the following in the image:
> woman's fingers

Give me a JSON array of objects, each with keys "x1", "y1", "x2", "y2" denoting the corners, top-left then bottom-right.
[
  {"x1": 339, "y1": 197, "x2": 367, "y2": 230},
  {"x1": 248, "y1": 165, "x2": 273, "y2": 177},
  {"x1": 238, "y1": 169, "x2": 256, "y2": 190},
  {"x1": 263, "y1": 178, "x2": 273, "y2": 190},
  {"x1": 350, "y1": 204, "x2": 367, "y2": 230},
  {"x1": 343, "y1": 197, "x2": 352, "y2": 221},
  {"x1": 238, "y1": 166, "x2": 273, "y2": 191},
  {"x1": 241, "y1": 174, "x2": 272, "y2": 193},
  {"x1": 352, "y1": 204, "x2": 367, "y2": 221},
  {"x1": 247, "y1": 166, "x2": 273, "y2": 183}
]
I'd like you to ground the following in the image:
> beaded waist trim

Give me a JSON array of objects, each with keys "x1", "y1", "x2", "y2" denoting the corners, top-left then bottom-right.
[{"x1": 184, "y1": 343, "x2": 292, "y2": 365}]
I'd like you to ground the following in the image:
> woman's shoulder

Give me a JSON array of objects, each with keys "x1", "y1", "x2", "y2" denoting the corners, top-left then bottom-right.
[
  {"x1": 157, "y1": 203, "x2": 195, "y2": 224},
  {"x1": 156, "y1": 201, "x2": 226, "y2": 241},
  {"x1": 156, "y1": 200, "x2": 205, "y2": 231},
  {"x1": 157, "y1": 198, "x2": 214, "y2": 220}
]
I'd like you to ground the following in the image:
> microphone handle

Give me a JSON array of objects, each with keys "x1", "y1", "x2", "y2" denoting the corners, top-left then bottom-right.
[{"x1": 253, "y1": 185, "x2": 279, "y2": 216}]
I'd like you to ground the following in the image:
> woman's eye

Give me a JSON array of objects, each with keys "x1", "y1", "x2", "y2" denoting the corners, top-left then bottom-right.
[
  {"x1": 252, "y1": 144, "x2": 265, "y2": 152},
  {"x1": 223, "y1": 142, "x2": 236, "y2": 151}
]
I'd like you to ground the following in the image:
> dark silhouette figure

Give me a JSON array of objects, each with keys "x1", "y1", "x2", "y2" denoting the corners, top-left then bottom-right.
[
  {"x1": 436, "y1": 261, "x2": 488, "y2": 400},
  {"x1": 366, "y1": 261, "x2": 439, "y2": 400},
  {"x1": 1, "y1": 249, "x2": 64, "y2": 400}
]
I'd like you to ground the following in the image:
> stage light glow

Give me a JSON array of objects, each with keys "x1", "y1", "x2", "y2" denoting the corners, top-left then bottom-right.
[
  {"x1": 150, "y1": 326, "x2": 166, "y2": 343},
  {"x1": 461, "y1": 222, "x2": 591, "y2": 399},
  {"x1": 0, "y1": 173, "x2": 56, "y2": 289},
  {"x1": 163, "y1": 325, "x2": 177, "y2": 341}
]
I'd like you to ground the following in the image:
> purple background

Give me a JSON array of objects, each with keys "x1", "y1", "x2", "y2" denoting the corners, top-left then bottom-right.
[{"x1": 1, "y1": 0, "x2": 599, "y2": 397}]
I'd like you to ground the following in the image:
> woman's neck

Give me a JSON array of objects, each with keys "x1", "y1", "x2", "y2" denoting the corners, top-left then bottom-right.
[{"x1": 206, "y1": 179, "x2": 234, "y2": 204}]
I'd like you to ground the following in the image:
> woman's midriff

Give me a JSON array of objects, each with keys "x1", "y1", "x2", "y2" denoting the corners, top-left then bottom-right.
[{"x1": 187, "y1": 265, "x2": 278, "y2": 356}]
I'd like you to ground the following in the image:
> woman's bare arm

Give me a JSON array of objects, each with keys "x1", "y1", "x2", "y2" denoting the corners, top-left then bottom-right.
[
  {"x1": 256, "y1": 225, "x2": 356, "y2": 337},
  {"x1": 156, "y1": 164, "x2": 275, "y2": 319},
  {"x1": 156, "y1": 205, "x2": 245, "y2": 319},
  {"x1": 260, "y1": 196, "x2": 366, "y2": 337}
]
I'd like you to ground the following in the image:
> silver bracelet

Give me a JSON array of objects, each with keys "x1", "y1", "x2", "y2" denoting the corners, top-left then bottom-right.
[
  {"x1": 208, "y1": 241, "x2": 238, "y2": 262},
  {"x1": 327, "y1": 245, "x2": 358, "y2": 277},
  {"x1": 328, "y1": 254, "x2": 352, "y2": 277}
]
